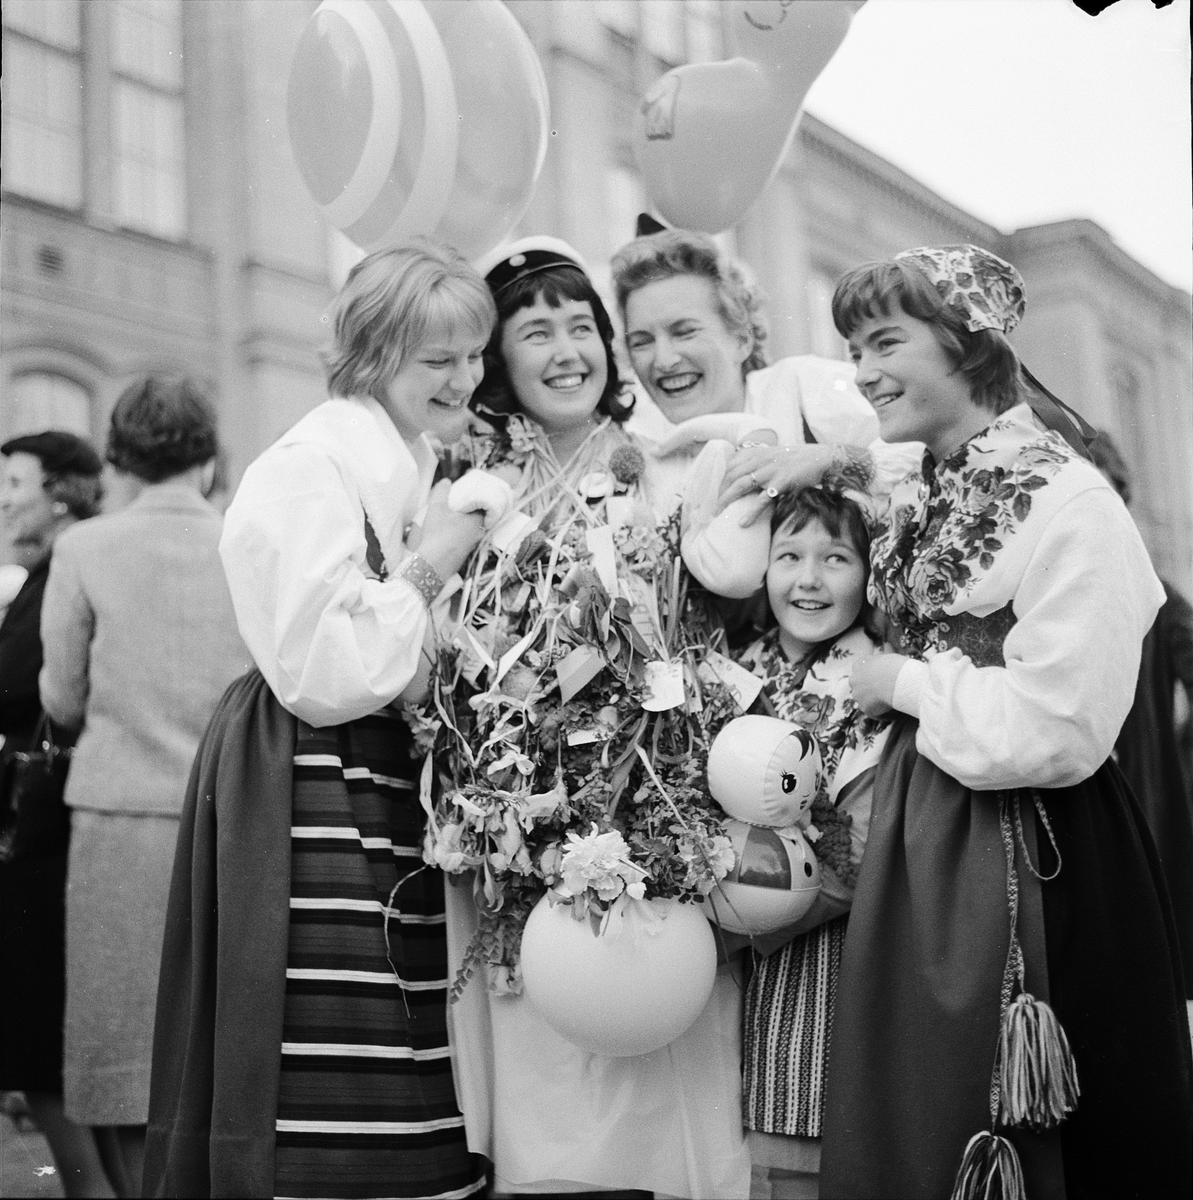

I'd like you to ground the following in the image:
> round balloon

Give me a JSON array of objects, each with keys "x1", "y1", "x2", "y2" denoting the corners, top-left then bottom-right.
[
  {"x1": 286, "y1": 0, "x2": 549, "y2": 260},
  {"x1": 702, "y1": 819, "x2": 821, "y2": 936},
  {"x1": 632, "y1": 0, "x2": 867, "y2": 232},
  {"x1": 707, "y1": 715, "x2": 820, "y2": 828},
  {"x1": 519, "y1": 895, "x2": 717, "y2": 1057}
]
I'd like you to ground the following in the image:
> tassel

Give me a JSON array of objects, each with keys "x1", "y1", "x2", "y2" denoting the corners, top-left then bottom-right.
[
  {"x1": 950, "y1": 1131, "x2": 1027, "y2": 1200},
  {"x1": 997, "y1": 991, "x2": 1080, "y2": 1129}
]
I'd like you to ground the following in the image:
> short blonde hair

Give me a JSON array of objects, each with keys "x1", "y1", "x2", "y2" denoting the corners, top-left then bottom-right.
[
  {"x1": 323, "y1": 238, "x2": 497, "y2": 399},
  {"x1": 610, "y1": 229, "x2": 769, "y2": 376}
]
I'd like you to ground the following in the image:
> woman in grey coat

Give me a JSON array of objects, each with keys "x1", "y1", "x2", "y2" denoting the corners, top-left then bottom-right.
[{"x1": 40, "y1": 378, "x2": 250, "y2": 1198}]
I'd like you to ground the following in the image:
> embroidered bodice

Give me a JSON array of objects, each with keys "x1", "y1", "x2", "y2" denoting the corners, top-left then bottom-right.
[{"x1": 871, "y1": 406, "x2": 1083, "y2": 661}]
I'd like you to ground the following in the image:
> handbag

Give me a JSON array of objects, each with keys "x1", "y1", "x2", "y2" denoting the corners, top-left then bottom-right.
[{"x1": 0, "y1": 712, "x2": 73, "y2": 863}]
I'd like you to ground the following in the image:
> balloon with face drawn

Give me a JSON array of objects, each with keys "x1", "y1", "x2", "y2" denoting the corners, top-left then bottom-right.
[
  {"x1": 632, "y1": 0, "x2": 866, "y2": 232},
  {"x1": 286, "y1": 0, "x2": 549, "y2": 259},
  {"x1": 703, "y1": 715, "x2": 823, "y2": 935}
]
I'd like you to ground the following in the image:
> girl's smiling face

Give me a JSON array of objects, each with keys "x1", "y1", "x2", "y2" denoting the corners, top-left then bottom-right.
[
  {"x1": 767, "y1": 516, "x2": 867, "y2": 662},
  {"x1": 848, "y1": 307, "x2": 989, "y2": 459},
  {"x1": 623, "y1": 274, "x2": 752, "y2": 423},
  {"x1": 378, "y1": 324, "x2": 488, "y2": 443},
  {"x1": 499, "y1": 295, "x2": 607, "y2": 437}
]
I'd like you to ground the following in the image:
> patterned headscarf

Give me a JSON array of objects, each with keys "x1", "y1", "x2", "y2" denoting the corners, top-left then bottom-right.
[{"x1": 895, "y1": 245, "x2": 1026, "y2": 335}]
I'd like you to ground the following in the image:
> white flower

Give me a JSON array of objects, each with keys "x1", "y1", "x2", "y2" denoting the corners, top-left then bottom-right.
[
  {"x1": 517, "y1": 780, "x2": 567, "y2": 830},
  {"x1": 559, "y1": 825, "x2": 647, "y2": 902}
]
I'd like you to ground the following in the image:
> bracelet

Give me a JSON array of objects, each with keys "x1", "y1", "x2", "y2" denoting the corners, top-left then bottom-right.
[{"x1": 396, "y1": 553, "x2": 445, "y2": 608}]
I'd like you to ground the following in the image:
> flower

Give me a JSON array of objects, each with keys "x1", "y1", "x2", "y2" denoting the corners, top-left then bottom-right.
[
  {"x1": 559, "y1": 826, "x2": 648, "y2": 903},
  {"x1": 609, "y1": 444, "x2": 646, "y2": 486}
]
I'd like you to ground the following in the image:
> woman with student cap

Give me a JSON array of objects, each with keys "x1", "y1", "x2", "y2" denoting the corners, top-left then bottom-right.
[
  {"x1": 435, "y1": 234, "x2": 752, "y2": 1198},
  {"x1": 816, "y1": 244, "x2": 1191, "y2": 1200}
]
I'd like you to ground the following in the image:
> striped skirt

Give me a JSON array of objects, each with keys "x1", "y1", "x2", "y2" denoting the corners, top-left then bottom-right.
[
  {"x1": 743, "y1": 916, "x2": 848, "y2": 1138},
  {"x1": 274, "y1": 711, "x2": 487, "y2": 1200}
]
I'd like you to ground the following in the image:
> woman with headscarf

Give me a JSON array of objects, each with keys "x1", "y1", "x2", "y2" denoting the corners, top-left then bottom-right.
[{"x1": 819, "y1": 246, "x2": 1191, "y2": 1199}]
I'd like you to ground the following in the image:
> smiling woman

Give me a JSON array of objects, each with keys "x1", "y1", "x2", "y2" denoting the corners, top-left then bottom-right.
[
  {"x1": 144, "y1": 239, "x2": 500, "y2": 1200},
  {"x1": 815, "y1": 245, "x2": 1193, "y2": 1200}
]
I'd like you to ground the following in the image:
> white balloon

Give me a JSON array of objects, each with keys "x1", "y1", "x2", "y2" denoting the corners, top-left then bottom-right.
[{"x1": 520, "y1": 895, "x2": 717, "y2": 1057}]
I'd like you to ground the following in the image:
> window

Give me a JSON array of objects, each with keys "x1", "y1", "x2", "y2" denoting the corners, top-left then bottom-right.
[
  {"x1": 5, "y1": 374, "x2": 93, "y2": 439},
  {"x1": 110, "y1": 0, "x2": 187, "y2": 238},
  {"x1": 1, "y1": 0, "x2": 84, "y2": 209},
  {"x1": 684, "y1": 0, "x2": 723, "y2": 63}
]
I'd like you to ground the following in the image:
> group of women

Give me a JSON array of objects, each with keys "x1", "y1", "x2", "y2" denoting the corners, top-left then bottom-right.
[{"x1": 139, "y1": 227, "x2": 1190, "y2": 1200}]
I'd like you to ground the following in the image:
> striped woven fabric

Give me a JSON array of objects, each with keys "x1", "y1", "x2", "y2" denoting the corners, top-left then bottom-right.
[
  {"x1": 742, "y1": 916, "x2": 848, "y2": 1137},
  {"x1": 274, "y1": 713, "x2": 487, "y2": 1200}
]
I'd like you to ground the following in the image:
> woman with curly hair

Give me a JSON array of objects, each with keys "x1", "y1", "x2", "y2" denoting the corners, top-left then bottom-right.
[{"x1": 39, "y1": 377, "x2": 250, "y2": 1197}]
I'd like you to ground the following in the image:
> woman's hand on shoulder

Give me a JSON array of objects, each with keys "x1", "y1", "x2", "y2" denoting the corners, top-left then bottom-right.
[
  {"x1": 849, "y1": 651, "x2": 908, "y2": 717},
  {"x1": 414, "y1": 479, "x2": 486, "y2": 579}
]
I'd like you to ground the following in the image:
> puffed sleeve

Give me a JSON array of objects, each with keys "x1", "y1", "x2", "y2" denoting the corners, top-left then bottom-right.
[
  {"x1": 679, "y1": 440, "x2": 771, "y2": 598},
  {"x1": 219, "y1": 442, "x2": 431, "y2": 727},
  {"x1": 39, "y1": 532, "x2": 93, "y2": 731},
  {"x1": 891, "y1": 488, "x2": 1165, "y2": 789}
]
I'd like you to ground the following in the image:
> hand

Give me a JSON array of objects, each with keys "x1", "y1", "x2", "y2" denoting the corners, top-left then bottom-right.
[
  {"x1": 849, "y1": 652, "x2": 908, "y2": 717},
  {"x1": 414, "y1": 479, "x2": 485, "y2": 579},
  {"x1": 717, "y1": 444, "x2": 835, "y2": 514}
]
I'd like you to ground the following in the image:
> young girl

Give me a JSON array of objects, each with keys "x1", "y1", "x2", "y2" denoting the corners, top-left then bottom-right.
[{"x1": 730, "y1": 486, "x2": 891, "y2": 1200}]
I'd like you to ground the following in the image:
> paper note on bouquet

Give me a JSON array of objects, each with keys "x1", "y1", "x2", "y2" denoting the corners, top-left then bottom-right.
[
  {"x1": 642, "y1": 660, "x2": 686, "y2": 712},
  {"x1": 491, "y1": 510, "x2": 537, "y2": 555},
  {"x1": 697, "y1": 650, "x2": 764, "y2": 713},
  {"x1": 556, "y1": 644, "x2": 605, "y2": 704},
  {"x1": 586, "y1": 526, "x2": 619, "y2": 594},
  {"x1": 604, "y1": 494, "x2": 636, "y2": 532}
]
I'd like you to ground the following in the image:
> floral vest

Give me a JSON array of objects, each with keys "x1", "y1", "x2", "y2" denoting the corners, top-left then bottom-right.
[{"x1": 871, "y1": 404, "x2": 1112, "y2": 665}]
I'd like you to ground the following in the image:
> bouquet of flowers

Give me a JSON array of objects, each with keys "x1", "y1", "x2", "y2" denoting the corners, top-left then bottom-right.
[{"x1": 408, "y1": 416, "x2": 741, "y2": 996}]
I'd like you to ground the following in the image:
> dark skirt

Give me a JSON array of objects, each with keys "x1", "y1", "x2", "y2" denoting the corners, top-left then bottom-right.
[
  {"x1": 274, "y1": 713, "x2": 485, "y2": 1200},
  {"x1": 820, "y1": 717, "x2": 1193, "y2": 1200},
  {"x1": 0, "y1": 853, "x2": 67, "y2": 1092}
]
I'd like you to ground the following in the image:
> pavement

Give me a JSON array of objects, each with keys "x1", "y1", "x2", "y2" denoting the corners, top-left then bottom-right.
[{"x1": 0, "y1": 1103, "x2": 65, "y2": 1200}]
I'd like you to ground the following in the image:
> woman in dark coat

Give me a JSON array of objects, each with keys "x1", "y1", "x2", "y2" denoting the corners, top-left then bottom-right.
[{"x1": 0, "y1": 431, "x2": 110, "y2": 1197}]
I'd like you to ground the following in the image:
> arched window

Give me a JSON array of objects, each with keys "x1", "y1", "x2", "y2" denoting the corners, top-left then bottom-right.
[{"x1": 5, "y1": 372, "x2": 92, "y2": 438}]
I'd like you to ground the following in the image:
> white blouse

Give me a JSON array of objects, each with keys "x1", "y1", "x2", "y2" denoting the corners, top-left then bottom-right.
[
  {"x1": 220, "y1": 396, "x2": 439, "y2": 727},
  {"x1": 891, "y1": 484, "x2": 1163, "y2": 790}
]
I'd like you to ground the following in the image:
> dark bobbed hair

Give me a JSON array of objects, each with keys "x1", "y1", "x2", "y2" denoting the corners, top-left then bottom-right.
[
  {"x1": 610, "y1": 228, "x2": 769, "y2": 376},
  {"x1": 106, "y1": 376, "x2": 219, "y2": 482},
  {"x1": 831, "y1": 259, "x2": 1024, "y2": 414},
  {"x1": 1088, "y1": 428, "x2": 1132, "y2": 506},
  {"x1": 472, "y1": 263, "x2": 634, "y2": 423},
  {"x1": 1, "y1": 430, "x2": 104, "y2": 519},
  {"x1": 768, "y1": 485, "x2": 879, "y2": 651}
]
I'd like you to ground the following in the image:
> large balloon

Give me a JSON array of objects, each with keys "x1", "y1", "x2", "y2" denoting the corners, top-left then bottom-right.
[
  {"x1": 632, "y1": 0, "x2": 865, "y2": 233},
  {"x1": 287, "y1": 0, "x2": 549, "y2": 260},
  {"x1": 520, "y1": 895, "x2": 716, "y2": 1057}
]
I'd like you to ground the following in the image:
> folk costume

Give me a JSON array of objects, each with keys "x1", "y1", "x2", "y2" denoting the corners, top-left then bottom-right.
[
  {"x1": 144, "y1": 397, "x2": 486, "y2": 1199},
  {"x1": 819, "y1": 246, "x2": 1193, "y2": 1200}
]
